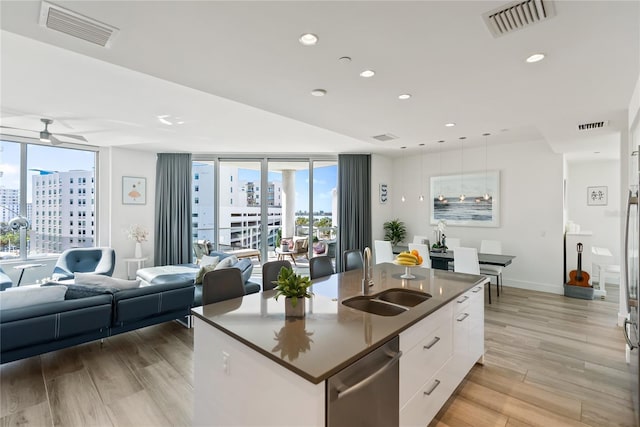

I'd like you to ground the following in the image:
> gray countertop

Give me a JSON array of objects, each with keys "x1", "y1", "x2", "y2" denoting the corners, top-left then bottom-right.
[{"x1": 191, "y1": 263, "x2": 485, "y2": 384}]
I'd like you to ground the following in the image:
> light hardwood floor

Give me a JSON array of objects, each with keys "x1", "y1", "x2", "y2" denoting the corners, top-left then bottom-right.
[{"x1": 1, "y1": 285, "x2": 635, "y2": 427}]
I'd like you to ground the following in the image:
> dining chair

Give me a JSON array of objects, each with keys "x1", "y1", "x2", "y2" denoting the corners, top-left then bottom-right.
[
  {"x1": 413, "y1": 235, "x2": 430, "y2": 245},
  {"x1": 480, "y1": 239, "x2": 503, "y2": 296},
  {"x1": 454, "y1": 246, "x2": 490, "y2": 304},
  {"x1": 202, "y1": 268, "x2": 246, "y2": 305},
  {"x1": 261, "y1": 260, "x2": 292, "y2": 291},
  {"x1": 374, "y1": 240, "x2": 394, "y2": 264},
  {"x1": 408, "y1": 243, "x2": 430, "y2": 268},
  {"x1": 310, "y1": 255, "x2": 334, "y2": 280},
  {"x1": 343, "y1": 249, "x2": 364, "y2": 272},
  {"x1": 445, "y1": 238, "x2": 461, "y2": 270}
]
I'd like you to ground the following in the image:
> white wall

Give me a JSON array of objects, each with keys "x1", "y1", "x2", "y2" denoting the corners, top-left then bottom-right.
[
  {"x1": 371, "y1": 154, "x2": 394, "y2": 241},
  {"x1": 566, "y1": 159, "x2": 621, "y2": 263},
  {"x1": 99, "y1": 147, "x2": 156, "y2": 279},
  {"x1": 374, "y1": 139, "x2": 565, "y2": 294}
]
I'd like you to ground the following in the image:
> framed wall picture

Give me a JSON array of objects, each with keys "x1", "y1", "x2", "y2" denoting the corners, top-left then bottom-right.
[
  {"x1": 430, "y1": 170, "x2": 500, "y2": 227},
  {"x1": 123, "y1": 176, "x2": 146, "y2": 205},
  {"x1": 587, "y1": 186, "x2": 608, "y2": 206},
  {"x1": 379, "y1": 183, "x2": 388, "y2": 204}
]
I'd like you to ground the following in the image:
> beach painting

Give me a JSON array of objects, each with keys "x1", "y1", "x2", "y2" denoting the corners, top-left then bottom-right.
[
  {"x1": 430, "y1": 170, "x2": 500, "y2": 227},
  {"x1": 123, "y1": 176, "x2": 146, "y2": 205}
]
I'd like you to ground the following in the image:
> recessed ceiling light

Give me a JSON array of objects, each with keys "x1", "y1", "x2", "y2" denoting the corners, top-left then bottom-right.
[
  {"x1": 157, "y1": 115, "x2": 172, "y2": 126},
  {"x1": 445, "y1": 123, "x2": 456, "y2": 127},
  {"x1": 419, "y1": 143, "x2": 425, "y2": 147},
  {"x1": 459, "y1": 136, "x2": 467, "y2": 140},
  {"x1": 594, "y1": 151, "x2": 600, "y2": 154},
  {"x1": 400, "y1": 146, "x2": 407, "y2": 149},
  {"x1": 299, "y1": 33, "x2": 318, "y2": 46},
  {"x1": 437, "y1": 140, "x2": 445, "y2": 143},
  {"x1": 526, "y1": 53, "x2": 545, "y2": 63},
  {"x1": 338, "y1": 56, "x2": 352, "y2": 63},
  {"x1": 398, "y1": 94, "x2": 411, "y2": 100},
  {"x1": 311, "y1": 89, "x2": 327, "y2": 97},
  {"x1": 360, "y1": 69, "x2": 375, "y2": 78}
]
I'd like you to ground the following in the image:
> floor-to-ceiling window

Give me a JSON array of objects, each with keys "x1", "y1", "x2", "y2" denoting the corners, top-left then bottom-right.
[
  {"x1": 191, "y1": 156, "x2": 337, "y2": 266},
  {"x1": 0, "y1": 138, "x2": 98, "y2": 280}
]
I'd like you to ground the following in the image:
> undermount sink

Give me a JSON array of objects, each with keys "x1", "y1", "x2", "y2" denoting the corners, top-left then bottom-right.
[
  {"x1": 377, "y1": 289, "x2": 432, "y2": 307},
  {"x1": 342, "y1": 288, "x2": 432, "y2": 316},
  {"x1": 342, "y1": 296, "x2": 408, "y2": 316}
]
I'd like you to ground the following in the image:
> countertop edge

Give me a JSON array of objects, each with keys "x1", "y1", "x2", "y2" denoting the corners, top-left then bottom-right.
[{"x1": 191, "y1": 276, "x2": 486, "y2": 384}]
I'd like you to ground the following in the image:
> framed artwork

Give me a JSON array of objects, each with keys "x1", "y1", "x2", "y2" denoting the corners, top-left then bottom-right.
[
  {"x1": 430, "y1": 170, "x2": 500, "y2": 227},
  {"x1": 587, "y1": 186, "x2": 607, "y2": 206},
  {"x1": 123, "y1": 176, "x2": 146, "y2": 205},
  {"x1": 379, "y1": 183, "x2": 388, "y2": 204}
]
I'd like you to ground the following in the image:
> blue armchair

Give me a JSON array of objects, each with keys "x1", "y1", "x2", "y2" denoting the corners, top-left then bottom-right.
[
  {"x1": 52, "y1": 247, "x2": 116, "y2": 281},
  {"x1": 0, "y1": 267, "x2": 12, "y2": 291}
]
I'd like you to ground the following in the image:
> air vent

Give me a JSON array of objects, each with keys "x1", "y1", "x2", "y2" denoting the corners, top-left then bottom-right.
[
  {"x1": 483, "y1": 0, "x2": 556, "y2": 38},
  {"x1": 372, "y1": 134, "x2": 398, "y2": 142},
  {"x1": 578, "y1": 121, "x2": 609, "y2": 131},
  {"x1": 39, "y1": 1, "x2": 119, "y2": 48}
]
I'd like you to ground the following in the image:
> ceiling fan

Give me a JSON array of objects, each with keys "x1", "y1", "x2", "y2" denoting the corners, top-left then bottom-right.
[{"x1": 0, "y1": 118, "x2": 88, "y2": 145}]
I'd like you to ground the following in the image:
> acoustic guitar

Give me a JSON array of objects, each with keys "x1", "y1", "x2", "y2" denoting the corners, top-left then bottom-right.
[{"x1": 567, "y1": 243, "x2": 591, "y2": 287}]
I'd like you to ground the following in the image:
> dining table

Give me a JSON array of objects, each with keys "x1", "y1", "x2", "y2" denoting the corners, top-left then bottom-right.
[{"x1": 428, "y1": 251, "x2": 516, "y2": 271}]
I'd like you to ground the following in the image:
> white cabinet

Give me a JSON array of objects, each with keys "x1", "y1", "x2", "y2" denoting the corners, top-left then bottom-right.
[{"x1": 399, "y1": 283, "x2": 485, "y2": 427}]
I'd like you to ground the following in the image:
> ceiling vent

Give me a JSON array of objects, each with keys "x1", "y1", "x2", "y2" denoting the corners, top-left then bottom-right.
[
  {"x1": 483, "y1": 0, "x2": 556, "y2": 38},
  {"x1": 39, "y1": 1, "x2": 119, "y2": 48},
  {"x1": 372, "y1": 133, "x2": 398, "y2": 142},
  {"x1": 578, "y1": 121, "x2": 609, "y2": 131}
]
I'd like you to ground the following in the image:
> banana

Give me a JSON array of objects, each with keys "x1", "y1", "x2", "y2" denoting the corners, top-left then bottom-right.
[{"x1": 396, "y1": 252, "x2": 418, "y2": 265}]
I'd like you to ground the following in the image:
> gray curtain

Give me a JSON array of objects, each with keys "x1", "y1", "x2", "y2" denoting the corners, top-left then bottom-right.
[
  {"x1": 336, "y1": 154, "x2": 371, "y2": 272},
  {"x1": 155, "y1": 153, "x2": 192, "y2": 266}
]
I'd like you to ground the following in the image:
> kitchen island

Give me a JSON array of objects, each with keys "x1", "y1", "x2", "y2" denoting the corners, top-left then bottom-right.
[{"x1": 192, "y1": 263, "x2": 487, "y2": 426}]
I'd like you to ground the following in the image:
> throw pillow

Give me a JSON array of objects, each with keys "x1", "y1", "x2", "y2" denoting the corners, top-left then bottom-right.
[
  {"x1": 200, "y1": 255, "x2": 220, "y2": 268},
  {"x1": 313, "y1": 243, "x2": 326, "y2": 254},
  {"x1": 195, "y1": 264, "x2": 217, "y2": 284},
  {"x1": 0, "y1": 285, "x2": 67, "y2": 310},
  {"x1": 214, "y1": 255, "x2": 238, "y2": 270},
  {"x1": 74, "y1": 272, "x2": 141, "y2": 290}
]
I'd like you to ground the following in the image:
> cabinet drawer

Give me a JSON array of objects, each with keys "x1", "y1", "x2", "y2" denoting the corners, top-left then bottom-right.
[
  {"x1": 400, "y1": 303, "x2": 451, "y2": 353},
  {"x1": 400, "y1": 363, "x2": 457, "y2": 427},
  {"x1": 453, "y1": 292, "x2": 471, "y2": 314},
  {"x1": 400, "y1": 321, "x2": 452, "y2": 407}
]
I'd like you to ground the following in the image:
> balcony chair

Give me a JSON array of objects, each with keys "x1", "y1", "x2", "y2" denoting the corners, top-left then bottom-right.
[
  {"x1": 202, "y1": 268, "x2": 245, "y2": 305},
  {"x1": 0, "y1": 267, "x2": 12, "y2": 291},
  {"x1": 454, "y1": 246, "x2": 490, "y2": 304},
  {"x1": 52, "y1": 247, "x2": 116, "y2": 281},
  {"x1": 374, "y1": 240, "x2": 394, "y2": 264},
  {"x1": 262, "y1": 260, "x2": 292, "y2": 292},
  {"x1": 480, "y1": 239, "x2": 504, "y2": 297},
  {"x1": 309, "y1": 256, "x2": 334, "y2": 280},
  {"x1": 343, "y1": 249, "x2": 364, "y2": 272}
]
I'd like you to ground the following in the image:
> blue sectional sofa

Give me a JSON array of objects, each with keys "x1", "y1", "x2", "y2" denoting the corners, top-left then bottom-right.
[
  {"x1": 136, "y1": 251, "x2": 261, "y2": 307},
  {"x1": 0, "y1": 280, "x2": 194, "y2": 364}
]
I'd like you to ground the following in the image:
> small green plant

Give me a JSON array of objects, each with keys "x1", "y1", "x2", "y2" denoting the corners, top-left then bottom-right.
[
  {"x1": 383, "y1": 219, "x2": 407, "y2": 246},
  {"x1": 273, "y1": 267, "x2": 313, "y2": 308},
  {"x1": 275, "y1": 228, "x2": 282, "y2": 248}
]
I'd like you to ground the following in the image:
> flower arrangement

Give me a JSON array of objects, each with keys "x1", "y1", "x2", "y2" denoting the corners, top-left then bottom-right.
[
  {"x1": 433, "y1": 220, "x2": 447, "y2": 250},
  {"x1": 126, "y1": 224, "x2": 149, "y2": 243}
]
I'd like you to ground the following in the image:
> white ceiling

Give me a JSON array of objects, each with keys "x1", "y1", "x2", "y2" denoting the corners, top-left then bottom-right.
[{"x1": 0, "y1": 1, "x2": 638, "y2": 159}]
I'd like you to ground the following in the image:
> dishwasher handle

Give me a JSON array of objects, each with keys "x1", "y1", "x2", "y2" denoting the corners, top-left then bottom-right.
[{"x1": 336, "y1": 350, "x2": 402, "y2": 400}]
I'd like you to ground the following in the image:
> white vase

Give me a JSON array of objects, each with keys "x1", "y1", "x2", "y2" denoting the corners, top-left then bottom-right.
[{"x1": 135, "y1": 242, "x2": 142, "y2": 258}]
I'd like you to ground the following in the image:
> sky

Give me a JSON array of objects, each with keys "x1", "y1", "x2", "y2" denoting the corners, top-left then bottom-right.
[
  {"x1": 1, "y1": 141, "x2": 96, "y2": 202},
  {"x1": 239, "y1": 164, "x2": 337, "y2": 213}
]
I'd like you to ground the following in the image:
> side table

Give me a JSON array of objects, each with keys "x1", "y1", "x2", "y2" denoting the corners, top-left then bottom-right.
[
  {"x1": 13, "y1": 263, "x2": 45, "y2": 287},
  {"x1": 123, "y1": 257, "x2": 148, "y2": 280}
]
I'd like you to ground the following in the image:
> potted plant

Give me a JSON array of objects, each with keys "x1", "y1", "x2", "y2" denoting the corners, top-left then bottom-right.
[
  {"x1": 273, "y1": 267, "x2": 313, "y2": 318},
  {"x1": 383, "y1": 219, "x2": 407, "y2": 246}
]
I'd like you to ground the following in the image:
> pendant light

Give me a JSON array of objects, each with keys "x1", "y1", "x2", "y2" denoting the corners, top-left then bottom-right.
[
  {"x1": 419, "y1": 143, "x2": 425, "y2": 202},
  {"x1": 482, "y1": 133, "x2": 491, "y2": 200},
  {"x1": 459, "y1": 137, "x2": 466, "y2": 201},
  {"x1": 437, "y1": 141, "x2": 445, "y2": 201}
]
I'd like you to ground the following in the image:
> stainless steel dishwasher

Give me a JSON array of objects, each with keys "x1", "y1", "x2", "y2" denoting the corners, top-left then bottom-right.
[{"x1": 326, "y1": 336, "x2": 401, "y2": 427}]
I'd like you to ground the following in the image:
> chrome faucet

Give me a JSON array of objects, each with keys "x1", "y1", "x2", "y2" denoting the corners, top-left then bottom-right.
[{"x1": 362, "y1": 247, "x2": 374, "y2": 294}]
